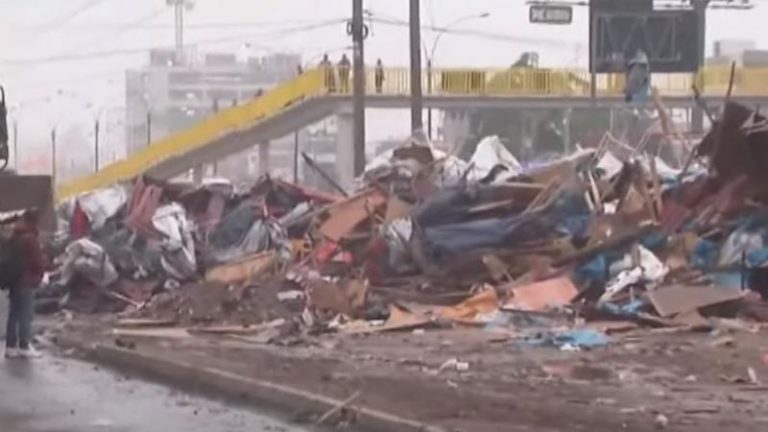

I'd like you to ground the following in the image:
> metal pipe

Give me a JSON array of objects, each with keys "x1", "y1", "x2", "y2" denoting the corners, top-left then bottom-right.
[
  {"x1": 409, "y1": 0, "x2": 423, "y2": 133},
  {"x1": 94, "y1": 119, "x2": 100, "y2": 172},
  {"x1": 12, "y1": 121, "x2": 18, "y2": 170},
  {"x1": 51, "y1": 128, "x2": 56, "y2": 181},
  {"x1": 352, "y1": 0, "x2": 366, "y2": 175}
]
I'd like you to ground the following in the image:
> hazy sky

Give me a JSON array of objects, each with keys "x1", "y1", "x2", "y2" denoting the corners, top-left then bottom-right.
[{"x1": 1, "y1": 0, "x2": 767, "y2": 160}]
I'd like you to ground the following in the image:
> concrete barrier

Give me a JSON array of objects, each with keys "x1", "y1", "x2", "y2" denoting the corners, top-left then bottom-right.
[{"x1": 55, "y1": 334, "x2": 445, "y2": 432}]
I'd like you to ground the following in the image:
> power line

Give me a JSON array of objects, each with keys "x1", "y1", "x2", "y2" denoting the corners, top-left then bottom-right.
[
  {"x1": 0, "y1": 19, "x2": 347, "y2": 66},
  {"x1": 39, "y1": 0, "x2": 113, "y2": 32},
  {"x1": 67, "y1": 7, "x2": 169, "y2": 54},
  {"x1": 17, "y1": 18, "x2": 348, "y2": 31},
  {"x1": 369, "y1": 17, "x2": 576, "y2": 48}
]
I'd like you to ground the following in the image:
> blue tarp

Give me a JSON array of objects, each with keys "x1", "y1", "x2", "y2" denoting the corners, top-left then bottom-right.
[{"x1": 523, "y1": 328, "x2": 610, "y2": 349}]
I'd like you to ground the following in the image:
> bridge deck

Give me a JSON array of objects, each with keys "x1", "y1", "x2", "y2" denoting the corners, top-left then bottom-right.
[{"x1": 58, "y1": 66, "x2": 768, "y2": 200}]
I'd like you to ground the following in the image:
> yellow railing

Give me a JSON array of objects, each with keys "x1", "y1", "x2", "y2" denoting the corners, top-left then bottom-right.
[
  {"x1": 338, "y1": 65, "x2": 768, "y2": 98},
  {"x1": 57, "y1": 69, "x2": 327, "y2": 200},
  {"x1": 59, "y1": 65, "x2": 768, "y2": 201}
]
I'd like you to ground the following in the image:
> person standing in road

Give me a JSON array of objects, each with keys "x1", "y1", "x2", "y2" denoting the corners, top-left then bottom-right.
[
  {"x1": 338, "y1": 54, "x2": 351, "y2": 93},
  {"x1": 4, "y1": 209, "x2": 45, "y2": 359},
  {"x1": 375, "y1": 58, "x2": 385, "y2": 94}
]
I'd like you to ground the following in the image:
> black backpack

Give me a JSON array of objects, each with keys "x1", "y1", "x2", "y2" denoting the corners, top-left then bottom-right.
[{"x1": 0, "y1": 231, "x2": 25, "y2": 290}]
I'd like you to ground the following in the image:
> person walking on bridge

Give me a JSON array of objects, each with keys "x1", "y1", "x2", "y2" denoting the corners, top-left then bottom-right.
[
  {"x1": 338, "y1": 54, "x2": 351, "y2": 93},
  {"x1": 375, "y1": 58, "x2": 385, "y2": 94},
  {"x1": 319, "y1": 54, "x2": 336, "y2": 93}
]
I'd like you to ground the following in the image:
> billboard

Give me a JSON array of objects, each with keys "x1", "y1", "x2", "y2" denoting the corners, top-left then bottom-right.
[
  {"x1": 589, "y1": 9, "x2": 701, "y2": 73},
  {"x1": 529, "y1": 5, "x2": 573, "y2": 25}
]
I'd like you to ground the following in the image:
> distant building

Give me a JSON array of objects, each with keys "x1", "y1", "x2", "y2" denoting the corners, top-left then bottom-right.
[
  {"x1": 713, "y1": 39, "x2": 755, "y2": 58},
  {"x1": 124, "y1": 48, "x2": 301, "y2": 182},
  {"x1": 708, "y1": 39, "x2": 768, "y2": 67}
]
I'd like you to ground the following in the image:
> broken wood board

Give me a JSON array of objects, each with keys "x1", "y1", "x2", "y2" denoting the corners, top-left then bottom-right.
[
  {"x1": 341, "y1": 304, "x2": 433, "y2": 334},
  {"x1": 384, "y1": 195, "x2": 412, "y2": 223},
  {"x1": 584, "y1": 321, "x2": 639, "y2": 335},
  {"x1": 482, "y1": 255, "x2": 512, "y2": 282},
  {"x1": 111, "y1": 327, "x2": 191, "y2": 339},
  {"x1": 310, "y1": 278, "x2": 369, "y2": 316},
  {"x1": 189, "y1": 318, "x2": 286, "y2": 336},
  {"x1": 227, "y1": 327, "x2": 283, "y2": 345},
  {"x1": 205, "y1": 251, "x2": 277, "y2": 285},
  {"x1": 115, "y1": 318, "x2": 178, "y2": 328},
  {"x1": 648, "y1": 285, "x2": 745, "y2": 318},
  {"x1": 319, "y1": 188, "x2": 387, "y2": 242},
  {"x1": 436, "y1": 288, "x2": 499, "y2": 323},
  {"x1": 503, "y1": 277, "x2": 578, "y2": 312}
]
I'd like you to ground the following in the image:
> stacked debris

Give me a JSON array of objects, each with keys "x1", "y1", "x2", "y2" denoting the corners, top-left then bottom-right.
[{"x1": 50, "y1": 107, "x2": 768, "y2": 347}]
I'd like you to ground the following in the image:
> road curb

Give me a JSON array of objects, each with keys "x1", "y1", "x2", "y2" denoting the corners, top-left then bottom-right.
[{"x1": 54, "y1": 334, "x2": 445, "y2": 432}]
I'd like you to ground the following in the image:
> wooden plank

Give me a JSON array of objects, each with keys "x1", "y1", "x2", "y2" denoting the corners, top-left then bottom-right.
[
  {"x1": 503, "y1": 277, "x2": 578, "y2": 312},
  {"x1": 384, "y1": 195, "x2": 412, "y2": 223},
  {"x1": 205, "y1": 251, "x2": 277, "y2": 285},
  {"x1": 112, "y1": 327, "x2": 191, "y2": 339},
  {"x1": 318, "y1": 188, "x2": 387, "y2": 242},
  {"x1": 648, "y1": 285, "x2": 745, "y2": 318}
]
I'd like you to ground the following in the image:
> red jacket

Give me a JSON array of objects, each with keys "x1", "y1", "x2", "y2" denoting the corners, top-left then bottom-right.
[{"x1": 14, "y1": 223, "x2": 46, "y2": 286}]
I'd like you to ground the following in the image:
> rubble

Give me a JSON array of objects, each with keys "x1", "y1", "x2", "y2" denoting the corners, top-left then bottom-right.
[{"x1": 44, "y1": 97, "x2": 768, "y2": 354}]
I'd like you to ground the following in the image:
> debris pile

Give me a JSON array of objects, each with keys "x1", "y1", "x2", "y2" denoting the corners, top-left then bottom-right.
[{"x1": 48, "y1": 103, "x2": 768, "y2": 348}]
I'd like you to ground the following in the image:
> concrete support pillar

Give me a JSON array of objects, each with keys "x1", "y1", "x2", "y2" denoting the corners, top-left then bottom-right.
[
  {"x1": 192, "y1": 166, "x2": 204, "y2": 184},
  {"x1": 335, "y1": 105, "x2": 356, "y2": 190},
  {"x1": 562, "y1": 108, "x2": 572, "y2": 153},
  {"x1": 521, "y1": 111, "x2": 538, "y2": 154},
  {"x1": 258, "y1": 141, "x2": 271, "y2": 175},
  {"x1": 442, "y1": 110, "x2": 470, "y2": 153}
]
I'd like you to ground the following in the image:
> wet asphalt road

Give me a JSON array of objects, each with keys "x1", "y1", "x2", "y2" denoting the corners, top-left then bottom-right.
[{"x1": 0, "y1": 353, "x2": 312, "y2": 432}]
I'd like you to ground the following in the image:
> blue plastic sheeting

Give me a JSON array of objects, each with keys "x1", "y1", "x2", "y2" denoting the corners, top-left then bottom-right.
[
  {"x1": 422, "y1": 211, "x2": 557, "y2": 261},
  {"x1": 575, "y1": 254, "x2": 609, "y2": 285},
  {"x1": 692, "y1": 239, "x2": 718, "y2": 270},
  {"x1": 523, "y1": 328, "x2": 610, "y2": 349},
  {"x1": 711, "y1": 272, "x2": 744, "y2": 290},
  {"x1": 640, "y1": 232, "x2": 668, "y2": 252},
  {"x1": 558, "y1": 215, "x2": 592, "y2": 239},
  {"x1": 748, "y1": 248, "x2": 768, "y2": 267}
]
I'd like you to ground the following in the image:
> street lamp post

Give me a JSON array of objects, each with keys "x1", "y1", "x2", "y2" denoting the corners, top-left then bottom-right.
[
  {"x1": 426, "y1": 12, "x2": 490, "y2": 140},
  {"x1": 94, "y1": 118, "x2": 100, "y2": 172},
  {"x1": 51, "y1": 128, "x2": 57, "y2": 181},
  {"x1": 146, "y1": 110, "x2": 152, "y2": 146},
  {"x1": 12, "y1": 121, "x2": 18, "y2": 170}
]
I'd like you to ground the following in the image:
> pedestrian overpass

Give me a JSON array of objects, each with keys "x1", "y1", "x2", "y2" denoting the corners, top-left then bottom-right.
[{"x1": 57, "y1": 66, "x2": 768, "y2": 201}]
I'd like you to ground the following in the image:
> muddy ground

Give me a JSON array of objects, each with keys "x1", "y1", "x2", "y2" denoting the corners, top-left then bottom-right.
[{"x1": 51, "y1": 318, "x2": 768, "y2": 432}]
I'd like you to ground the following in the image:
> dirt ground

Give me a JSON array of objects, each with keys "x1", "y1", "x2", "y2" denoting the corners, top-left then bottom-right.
[{"x1": 50, "y1": 317, "x2": 768, "y2": 432}]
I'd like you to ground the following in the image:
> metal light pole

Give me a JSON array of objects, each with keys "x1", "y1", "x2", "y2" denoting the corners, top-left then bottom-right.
[
  {"x1": 167, "y1": 0, "x2": 194, "y2": 62},
  {"x1": 351, "y1": 0, "x2": 366, "y2": 176},
  {"x1": 409, "y1": 0, "x2": 423, "y2": 134},
  {"x1": 51, "y1": 128, "x2": 57, "y2": 181},
  {"x1": 146, "y1": 110, "x2": 152, "y2": 146},
  {"x1": 12, "y1": 121, "x2": 17, "y2": 170},
  {"x1": 692, "y1": 0, "x2": 709, "y2": 134},
  {"x1": 425, "y1": 12, "x2": 490, "y2": 140},
  {"x1": 94, "y1": 118, "x2": 100, "y2": 172}
]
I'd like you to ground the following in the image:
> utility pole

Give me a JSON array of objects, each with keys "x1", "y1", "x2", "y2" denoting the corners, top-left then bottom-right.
[
  {"x1": 51, "y1": 128, "x2": 56, "y2": 181},
  {"x1": 293, "y1": 130, "x2": 300, "y2": 182},
  {"x1": 94, "y1": 119, "x2": 100, "y2": 172},
  {"x1": 692, "y1": 0, "x2": 709, "y2": 134},
  {"x1": 167, "y1": 0, "x2": 194, "y2": 62},
  {"x1": 351, "y1": 0, "x2": 366, "y2": 176},
  {"x1": 146, "y1": 111, "x2": 152, "y2": 146},
  {"x1": 409, "y1": 0, "x2": 423, "y2": 133},
  {"x1": 12, "y1": 121, "x2": 17, "y2": 170}
]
